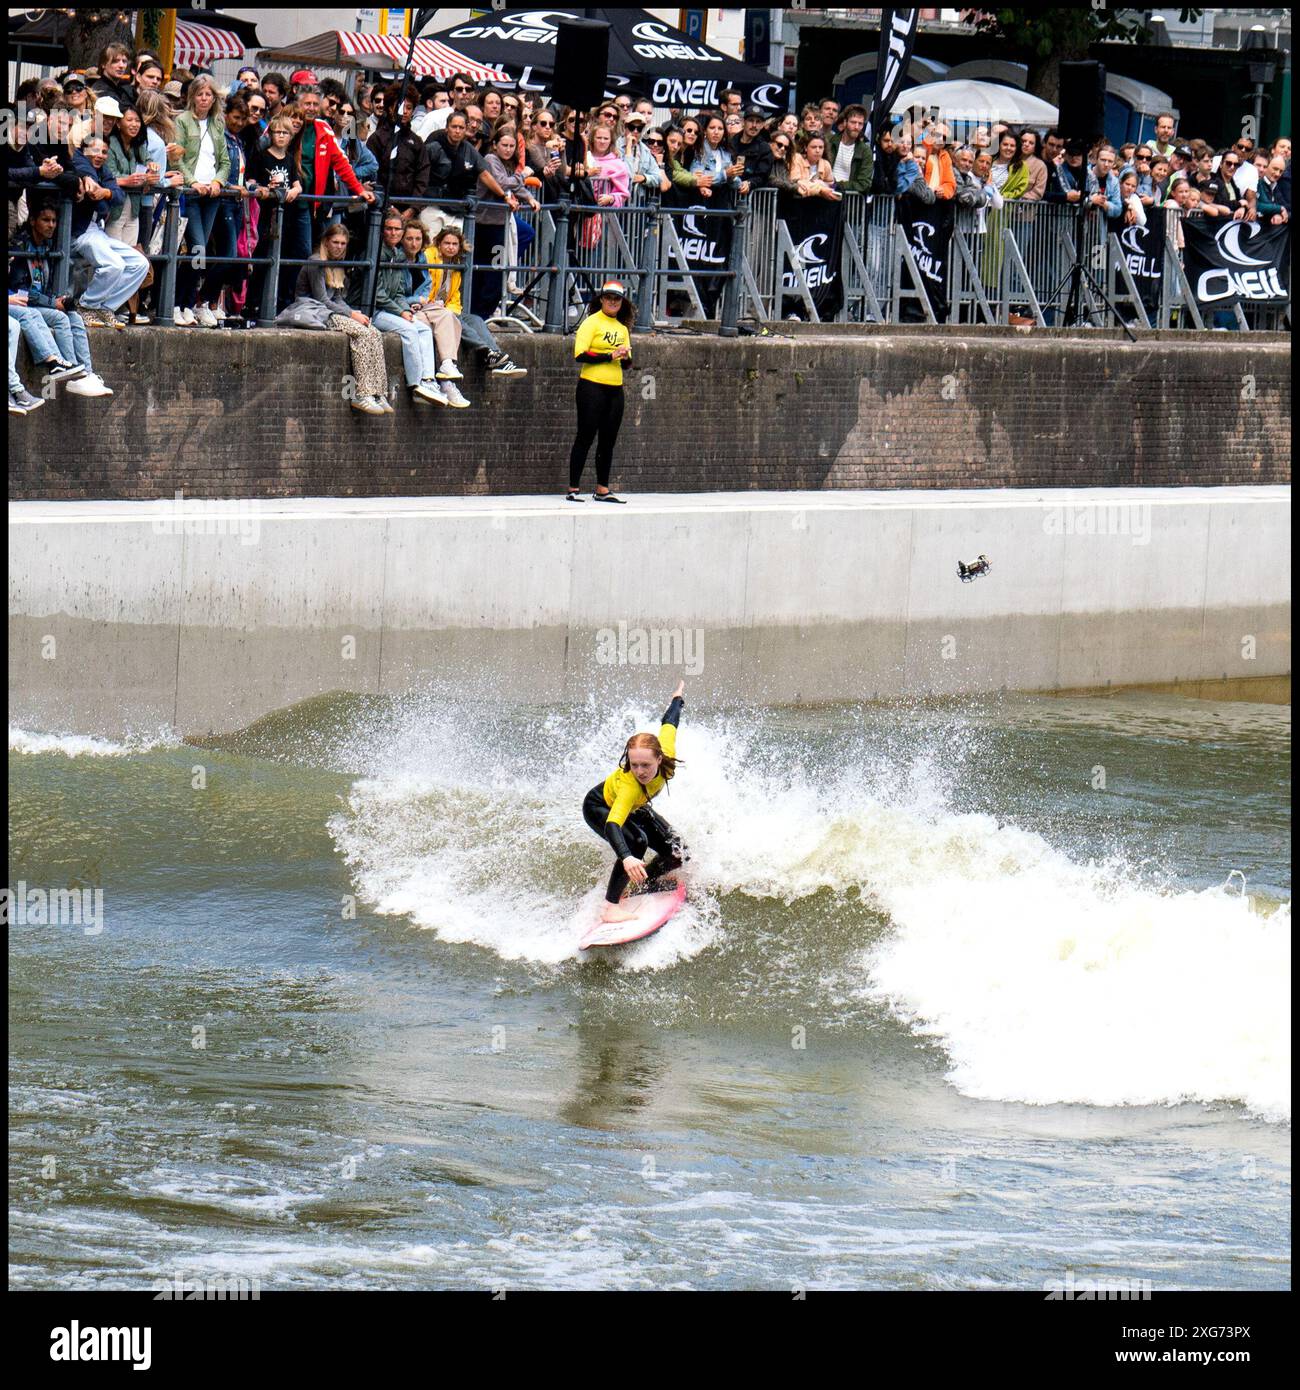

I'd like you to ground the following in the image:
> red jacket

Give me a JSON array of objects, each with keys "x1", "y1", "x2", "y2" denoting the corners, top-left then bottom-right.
[{"x1": 305, "y1": 118, "x2": 364, "y2": 198}]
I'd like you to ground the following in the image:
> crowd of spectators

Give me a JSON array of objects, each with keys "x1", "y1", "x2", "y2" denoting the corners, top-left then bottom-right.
[{"x1": 6, "y1": 43, "x2": 1293, "y2": 411}]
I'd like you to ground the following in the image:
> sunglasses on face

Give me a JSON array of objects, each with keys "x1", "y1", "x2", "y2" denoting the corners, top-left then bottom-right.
[
  {"x1": 453, "y1": 85, "x2": 473, "y2": 94},
  {"x1": 535, "y1": 118, "x2": 553, "y2": 127},
  {"x1": 644, "y1": 138, "x2": 663, "y2": 147}
]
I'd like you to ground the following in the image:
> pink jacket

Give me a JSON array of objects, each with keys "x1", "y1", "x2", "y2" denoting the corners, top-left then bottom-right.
[{"x1": 588, "y1": 149, "x2": 630, "y2": 207}]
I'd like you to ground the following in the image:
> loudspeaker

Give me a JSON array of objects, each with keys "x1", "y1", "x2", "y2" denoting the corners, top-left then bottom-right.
[
  {"x1": 1058, "y1": 61, "x2": 1106, "y2": 144},
  {"x1": 551, "y1": 18, "x2": 610, "y2": 110}
]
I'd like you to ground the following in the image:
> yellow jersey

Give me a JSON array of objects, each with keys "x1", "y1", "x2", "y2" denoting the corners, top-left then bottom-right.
[
  {"x1": 574, "y1": 310, "x2": 631, "y2": 385},
  {"x1": 601, "y1": 702, "x2": 681, "y2": 828}
]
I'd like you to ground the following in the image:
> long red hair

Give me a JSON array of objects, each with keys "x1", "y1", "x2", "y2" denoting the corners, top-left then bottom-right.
[{"x1": 619, "y1": 731, "x2": 681, "y2": 780}]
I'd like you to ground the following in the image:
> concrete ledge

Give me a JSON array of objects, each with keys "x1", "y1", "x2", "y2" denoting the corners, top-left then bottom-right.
[{"x1": 9, "y1": 487, "x2": 1290, "y2": 736}]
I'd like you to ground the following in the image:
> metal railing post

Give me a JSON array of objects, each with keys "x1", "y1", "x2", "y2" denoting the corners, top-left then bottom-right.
[
  {"x1": 256, "y1": 199, "x2": 284, "y2": 326},
  {"x1": 359, "y1": 197, "x2": 384, "y2": 314},
  {"x1": 544, "y1": 201, "x2": 570, "y2": 333},
  {"x1": 636, "y1": 191, "x2": 660, "y2": 331},
  {"x1": 155, "y1": 188, "x2": 181, "y2": 322},
  {"x1": 461, "y1": 197, "x2": 477, "y2": 319},
  {"x1": 719, "y1": 200, "x2": 746, "y2": 337},
  {"x1": 52, "y1": 190, "x2": 74, "y2": 297}
]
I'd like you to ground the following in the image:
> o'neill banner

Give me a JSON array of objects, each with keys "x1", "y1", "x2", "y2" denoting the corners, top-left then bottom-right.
[
  {"x1": 866, "y1": 10, "x2": 919, "y2": 153},
  {"x1": 1183, "y1": 218, "x2": 1289, "y2": 308},
  {"x1": 778, "y1": 196, "x2": 845, "y2": 318},
  {"x1": 897, "y1": 198, "x2": 954, "y2": 320},
  {"x1": 677, "y1": 201, "x2": 734, "y2": 316},
  {"x1": 1116, "y1": 210, "x2": 1164, "y2": 314},
  {"x1": 436, "y1": 8, "x2": 788, "y2": 112}
]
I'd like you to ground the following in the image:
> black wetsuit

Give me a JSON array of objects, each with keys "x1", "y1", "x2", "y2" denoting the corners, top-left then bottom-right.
[{"x1": 583, "y1": 696, "x2": 688, "y2": 904}]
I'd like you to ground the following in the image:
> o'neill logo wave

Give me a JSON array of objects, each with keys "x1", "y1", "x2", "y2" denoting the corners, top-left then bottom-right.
[
  {"x1": 449, "y1": 10, "x2": 577, "y2": 45},
  {"x1": 1119, "y1": 222, "x2": 1160, "y2": 279},
  {"x1": 631, "y1": 18, "x2": 720, "y2": 63},
  {"x1": 1216, "y1": 220, "x2": 1271, "y2": 267},
  {"x1": 782, "y1": 232, "x2": 835, "y2": 290},
  {"x1": 1195, "y1": 218, "x2": 1285, "y2": 302},
  {"x1": 748, "y1": 82, "x2": 784, "y2": 111},
  {"x1": 679, "y1": 208, "x2": 724, "y2": 265}
]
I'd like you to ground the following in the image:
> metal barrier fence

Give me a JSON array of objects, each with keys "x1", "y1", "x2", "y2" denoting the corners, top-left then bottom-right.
[{"x1": 12, "y1": 177, "x2": 1288, "y2": 335}]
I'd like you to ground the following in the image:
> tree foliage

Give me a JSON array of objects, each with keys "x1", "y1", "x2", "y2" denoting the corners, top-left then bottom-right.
[{"x1": 962, "y1": 9, "x2": 1205, "y2": 100}]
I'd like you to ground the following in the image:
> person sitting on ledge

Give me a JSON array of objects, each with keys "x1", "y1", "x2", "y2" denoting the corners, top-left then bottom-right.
[
  {"x1": 424, "y1": 225, "x2": 527, "y2": 377},
  {"x1": 275, "y1": 220, "x2": 393, "y2": 416},
  {"x1": 371, "y1": 208, "x2": 462, "y2": 408},
  {"x1": 9, "y1": 200, "x2": 113, "y2": 397}
]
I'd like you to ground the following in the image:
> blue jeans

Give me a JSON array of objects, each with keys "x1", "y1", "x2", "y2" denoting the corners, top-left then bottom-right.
[
  {"x1": 18, "y1": 305, "x2": 92, "y2": 370},
  {"x1": 71, "y1": 223, "x2": 149, "y2": 310},
  {"x1": 457, "y1": 311, "x2": 501, "y2": 356},
  {"x1": 9, "y1": 314, "x2": 24, "y2": 393},
  {"x1": 9, "y1": 304, "x2": 61, "y2": 366},
  {"x1": 177, "y1": 193, "x2": 223, "y2": 309},
  {"x1": 373, "y1": 311, "x2": 437, "y2": 385},
  {"x1": 278, "y1": 202, "x2": 314, "y2": 313}
]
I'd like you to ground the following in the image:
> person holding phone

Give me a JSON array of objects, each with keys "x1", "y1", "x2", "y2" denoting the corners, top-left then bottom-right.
[{"x1": 567, "y1": 280, "x2": 633, "y2": 503}]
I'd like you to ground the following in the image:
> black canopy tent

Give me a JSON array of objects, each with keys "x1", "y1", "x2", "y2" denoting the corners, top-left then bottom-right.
[{"x1": 428, "y1": 6, "x2": 788, "y2": 113}]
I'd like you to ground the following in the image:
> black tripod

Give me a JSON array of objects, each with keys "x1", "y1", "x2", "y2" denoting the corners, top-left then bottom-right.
[{"x1": 1044, "y1": 197, "x2": 1136, "y2": 341}]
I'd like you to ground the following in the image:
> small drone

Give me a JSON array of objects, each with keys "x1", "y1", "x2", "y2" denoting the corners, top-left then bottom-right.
[{"x1": 957, "y1": 554, "x2": 991, "y2": 583}]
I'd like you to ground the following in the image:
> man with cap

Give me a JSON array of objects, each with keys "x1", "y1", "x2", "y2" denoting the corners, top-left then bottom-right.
[
  {"x1": 162, "y1": 80, "x2": 184, "y2": 110},
  {"x1": 824, "y1": 102, "x2": 873, "y2": 195},
  {"x1": 729, "y1": 105, "x2": 774, "y2": 192},
  {"x1": 290, "y1": 69, "x2": 319, "y2": 100},
  {"x1": 617, "y1": 111, "x2": 668, "y2": 193}
]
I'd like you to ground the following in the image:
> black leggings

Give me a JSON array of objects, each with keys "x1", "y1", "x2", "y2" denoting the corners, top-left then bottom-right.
[
  {"x1": 569, "y1": 379, "x2": 625, "y2": 490},
  {"x1": 583, "y1": 785, "x2": 687, "y2": 904}
]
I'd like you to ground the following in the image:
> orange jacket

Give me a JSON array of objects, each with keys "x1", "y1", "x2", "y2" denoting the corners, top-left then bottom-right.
[{"x1": 919, "y1": 142, "x2": 956, "y2": 200}]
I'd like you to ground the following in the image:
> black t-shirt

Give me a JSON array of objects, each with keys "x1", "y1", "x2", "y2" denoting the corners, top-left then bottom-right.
[{"x1": 248, "y1": 146, "x2": 297, "y2": 193}]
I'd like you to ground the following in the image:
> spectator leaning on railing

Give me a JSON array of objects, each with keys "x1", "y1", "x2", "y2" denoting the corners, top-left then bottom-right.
[
  {"x1": 294, "y1": 84, "x2": 375, "y2": 240},
  {"x1": 690, "y1": 111, "x2": 741, "y2": 199},
  {"x1": 730, "y1": 106, "x2": 774, "y2": 194},
  {"x1": 824, "y1": 103, "x2": 872, "y2": 195},
  {"x1": 69, "y1": 134, "x2": 150, "y2": 325},
  {"x1": 471, "y1": 123, "x2": 540, "y2": 320},
  {"x1": 1256, "y1": 156, "x2": 1290, "y2": 224},
  {"x1": 173, "y1": 76, "x2": 229, "y2": 327},
  {"x1": 790, "y1": 131, "x2": 841, "y2": 201},
  {"x1": 276, "y1": 220, "x2": 392, "y2": 416},
  {"x1": 618, "y1": 112, "x2": 668, "y2": 194},
  {"x1": 8, "y1": 199, "x2": 113, "y2": 399}
]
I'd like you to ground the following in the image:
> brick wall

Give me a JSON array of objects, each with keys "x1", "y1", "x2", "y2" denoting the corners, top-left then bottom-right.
[{"x1": 8, "y1": 325, "x2": 1291, "y2": 499}]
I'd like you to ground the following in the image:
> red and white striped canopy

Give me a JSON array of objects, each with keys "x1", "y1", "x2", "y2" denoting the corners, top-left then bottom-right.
[
  {"x1": 173, "y1": 21, "x2": 245, "y2": 69},
  {"x1": 335, "y1": 30, "x2": 508, "y2": 83}
]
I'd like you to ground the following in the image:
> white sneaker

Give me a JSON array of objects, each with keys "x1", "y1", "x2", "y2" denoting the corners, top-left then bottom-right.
[
  {"x1": 378, "y1": 393, "x2": 395, "y2": 414},
  {"x1": 435, "y1": 358, "x2": 462, "y2": 380},
  {"x1": 350, "y1": 395, "x2": 385, "y2": 415},
  {"x1": 173, "y1": 307, "x2": 191, "y2": 327},
  {"x1": 194, "y1": 304, "x2": 219, "y2": 328},
  {"x1": 212, "y1": 304, "x2": 227, "y2": 322},
  {"x1": 441, "y1": 380, "x2": 470, "y2": 408},
  {"x1": 414, "y1": 381, "x2": 447, "y2": 405},
  {"x1": 64, "y1": 373, "x2": 114, "y2": 397}
]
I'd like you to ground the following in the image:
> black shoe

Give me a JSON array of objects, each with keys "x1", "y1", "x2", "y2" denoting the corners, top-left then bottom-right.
[{"x1": 593, "y1": 491, "x2": 626, "y2": 504}]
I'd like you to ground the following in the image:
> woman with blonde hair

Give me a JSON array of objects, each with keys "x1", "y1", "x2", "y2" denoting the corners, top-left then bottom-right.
[
  {"x1": 582, "y1": 680, "x2": 689, "y2": 923},
  {"x1": 173, "y1": 74, "x2": 228, "y2": 326}
]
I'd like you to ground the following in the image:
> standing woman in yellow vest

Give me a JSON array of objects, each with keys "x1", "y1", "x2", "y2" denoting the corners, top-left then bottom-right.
[
  {"x1": 583, "y1": 681, "x2": 688, "y2": 922},
  {"x1": 567, "y1": 279, "x2": 634, "y2": 502}
]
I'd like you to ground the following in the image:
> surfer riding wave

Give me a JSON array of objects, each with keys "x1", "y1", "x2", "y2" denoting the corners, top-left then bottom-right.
[{"x1": 583, "y1": 680, "x2": 689, "y2": 923}]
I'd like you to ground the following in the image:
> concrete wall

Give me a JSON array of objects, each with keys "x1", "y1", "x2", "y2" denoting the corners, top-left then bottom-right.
[
  {"x1": 8, "y1": 328, "x2": 1290, "y2": 500},
  {"x1": 9, "y1": 487, "x2": 1290, "y2": 737}
]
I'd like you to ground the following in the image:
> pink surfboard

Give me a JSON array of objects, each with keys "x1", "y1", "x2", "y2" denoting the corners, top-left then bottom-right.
[{"x1": 579, "y1": 882, "x2": 687, "y2": 950}]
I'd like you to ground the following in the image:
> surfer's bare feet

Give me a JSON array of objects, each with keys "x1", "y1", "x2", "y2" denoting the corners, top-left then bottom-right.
[{"x1": 600, "y1": 904, "x2": 638, "y2": 924}]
